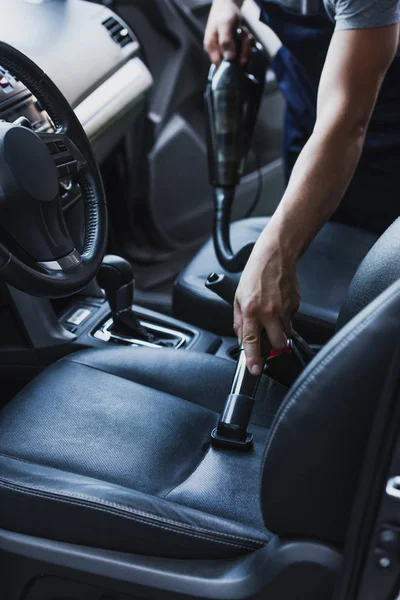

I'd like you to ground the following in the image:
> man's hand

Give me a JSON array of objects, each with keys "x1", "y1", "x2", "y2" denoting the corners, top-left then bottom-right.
[
  {"x1": 204, "y1": 0, "x2": 252, "y2": 65},
  {"x1": 234, "y1": 239, "x2": 300, "y2": 375}
]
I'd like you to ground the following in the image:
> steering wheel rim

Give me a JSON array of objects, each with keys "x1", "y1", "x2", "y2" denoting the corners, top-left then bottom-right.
[{"x1": 0, "y1": 42, "x2": 107, "y2": 297}]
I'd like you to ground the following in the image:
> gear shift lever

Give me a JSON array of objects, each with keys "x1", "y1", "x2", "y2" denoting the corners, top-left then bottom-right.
[{"x1": 97, "y1": 255, "x2": 156, "y2": 342}]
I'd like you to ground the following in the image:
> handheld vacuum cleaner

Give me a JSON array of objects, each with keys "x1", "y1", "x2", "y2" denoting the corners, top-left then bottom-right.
[
  {"x1": 204, "y1": 40, "x2": 314, "y2": 450},
  {"x1": 204, "y1": 33, "x2": 269, "y2": 273}
]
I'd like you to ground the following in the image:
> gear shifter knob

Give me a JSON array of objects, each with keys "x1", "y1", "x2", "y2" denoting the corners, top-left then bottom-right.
[
  {"x1": 97, "y1": 255, "x2": 158, "y2": 343},
  {"x1": 97, "y1": 255, "x2": 134, "y2": 317}
]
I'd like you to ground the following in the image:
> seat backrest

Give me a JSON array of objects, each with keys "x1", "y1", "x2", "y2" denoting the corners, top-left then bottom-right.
[
  {"x1": 337, "y1": 218, "x2": 400, "y2": 329},
  {"x1": 261, "y1": 275, "x2": 400, "y2": 545}
]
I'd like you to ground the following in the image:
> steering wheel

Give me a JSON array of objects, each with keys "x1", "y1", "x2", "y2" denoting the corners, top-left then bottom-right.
[{"x1": 0, "y1": 42, "x2": 107, "y2": 297}]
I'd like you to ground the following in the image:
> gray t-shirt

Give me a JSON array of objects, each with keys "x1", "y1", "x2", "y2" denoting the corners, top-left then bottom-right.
[{"x1": 264, "y1": 0, "x2": 400, "y2": 30}]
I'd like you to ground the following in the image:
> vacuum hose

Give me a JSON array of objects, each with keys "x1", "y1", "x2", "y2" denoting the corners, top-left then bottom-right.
[{"x1": 213, "y1": 187, "x2": 255, "y2": 272}]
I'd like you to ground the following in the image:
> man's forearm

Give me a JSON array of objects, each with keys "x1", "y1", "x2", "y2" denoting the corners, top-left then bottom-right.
[
  {"x1": 252, "y1": 24, "x2": 399, "y2": 268},
  {"x1": 255, "y1": 122, "x2": 366, "y2": 265}
]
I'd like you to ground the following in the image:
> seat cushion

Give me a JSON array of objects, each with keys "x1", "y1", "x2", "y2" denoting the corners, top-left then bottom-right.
[
  {"x1": 0, "y1": 348, "x2": 286, "y2": 559},
  {"x1": 173, "y1": 218, "x2": 378, "y2": 342}
]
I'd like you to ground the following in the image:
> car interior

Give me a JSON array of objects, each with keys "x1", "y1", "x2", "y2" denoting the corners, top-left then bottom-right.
[{"x1": 0, "y1": 1, "x2": 399, "y2": 599}]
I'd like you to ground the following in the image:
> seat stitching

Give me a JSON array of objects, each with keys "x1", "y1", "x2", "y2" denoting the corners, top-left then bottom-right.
[
  {"x1": 264, "y1": 287, "x2": 399, "y2": 460},
  {"x1": 0, "y1": 450, "x2": 99, "y2": 476},
  {"x1": 0, "y1": 445, "x2": 219, "y2": 518},
  {"x1": 0, "y1": 479, "x2": 265, "y2": 551},
  {"x1": 0, "y1": 467, "x2": 267, "y2": 546}
]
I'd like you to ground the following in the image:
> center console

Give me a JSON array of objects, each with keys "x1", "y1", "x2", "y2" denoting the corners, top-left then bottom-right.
[
  {"x1": 0, "y1": 262, "x2": 226, "y2": 400},
  {"x1": 58, "y1": 291, "x2": 220, "y2": 356},
  {"x1": 93, "y1": 315, "x2": 191, "y2": 350},
  {"x1": 55, "y1": 255, "x2": 221, "y2": 355}
]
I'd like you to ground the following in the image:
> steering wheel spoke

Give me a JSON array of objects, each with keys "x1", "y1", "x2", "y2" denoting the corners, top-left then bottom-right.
[
  {"x1": 38, "y1": 132, "x2": 88, "y2": 181},
  {"x1": 38, "y1": 247, "x2": 82, "y2": 273},
  {"x1": 37, "y1": 194, "x2": 77, "y2": 260}
]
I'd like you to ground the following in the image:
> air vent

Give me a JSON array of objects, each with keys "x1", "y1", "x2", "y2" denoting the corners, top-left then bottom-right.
[{"x1": 102, "y1": 17, "x2": 134, "y2": 48}]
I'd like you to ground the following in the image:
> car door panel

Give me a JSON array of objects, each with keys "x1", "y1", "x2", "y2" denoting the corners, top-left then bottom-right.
[{"x1": 111, "y1": 0, "x2": 285, "y2": 258}]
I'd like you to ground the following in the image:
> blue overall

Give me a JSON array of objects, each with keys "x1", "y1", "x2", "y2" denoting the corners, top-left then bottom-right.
[{"x1": 258, "y1": 2, "x2": 400, "y2": 234}]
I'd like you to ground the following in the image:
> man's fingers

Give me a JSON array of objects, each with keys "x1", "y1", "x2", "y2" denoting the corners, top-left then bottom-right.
[
  {"x1": 242, "y1": 317, "x2": 262, "y2": 376},
  {"x1": 204, "y1": 29, "x2": 221, "y2": 64},
  {"x1": 218, "y1": 23, "x2": 237, "y2": 60},
  {"x1": 261, "y1": 317, "x2": 287, "y2": 350}
]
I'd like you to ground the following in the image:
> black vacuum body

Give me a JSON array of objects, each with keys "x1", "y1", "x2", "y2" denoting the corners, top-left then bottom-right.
[{"x1": 205, "y1": 40, "x2": 268, "y2": 272}]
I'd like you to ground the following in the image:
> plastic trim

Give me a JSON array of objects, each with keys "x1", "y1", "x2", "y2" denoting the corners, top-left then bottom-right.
[
  {"x1": 0, "y1": 528, "x2": 341, "y2": 600},
  {"x1": 74, "y1": 58, "x2": 153, "y2": 145}
]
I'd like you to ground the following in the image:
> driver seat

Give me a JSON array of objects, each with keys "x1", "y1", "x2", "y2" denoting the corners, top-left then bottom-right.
[
  {"x1": 0, "y1": 220, "x2": 399, "y2": 599},
  {"x1": 173, "y1": 217, "x2": 378, "y2": 342}
]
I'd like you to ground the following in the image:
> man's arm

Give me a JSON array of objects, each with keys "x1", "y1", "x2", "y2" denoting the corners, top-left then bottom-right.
[{"x1": 234, "y1": 24, "x2": 400, "y2": 375}]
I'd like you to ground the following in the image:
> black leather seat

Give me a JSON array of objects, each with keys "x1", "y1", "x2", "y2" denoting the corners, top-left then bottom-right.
[
  {"x1": 0, "y1": 298, "x2": 396, "y2": 555},
  {"x1": 0, "y1": 348, "x2": 286, "y2": 559},
  {"x1": 1, "y1": 220, "x2": 400, "y2": 598},
  {"x1": 173, "y1": 217, "x2": 378, "y2": 342}
]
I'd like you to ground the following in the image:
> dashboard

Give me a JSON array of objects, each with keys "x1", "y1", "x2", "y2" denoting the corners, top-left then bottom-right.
[
  {"x1": 0, "y1": 0, "x2": 153, "y2": 250},
  {"x1": 0, "y1": 0, "x2": 153, "y2": 159}
]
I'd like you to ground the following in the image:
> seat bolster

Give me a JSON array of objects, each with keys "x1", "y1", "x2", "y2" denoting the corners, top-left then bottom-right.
[
  {"x1": 64, "y1": 348, "x2": 236, "y2": 413},
  {"x1": 260, "y1": 277, "x2": 400, "y2": 544},
  {"x1": 0, "y1": 454, "x2": 269, "y2": 559},
  {"x1": 337, "y1": 218, "x2": 400, "y2": 329}
]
